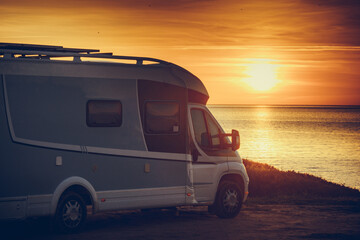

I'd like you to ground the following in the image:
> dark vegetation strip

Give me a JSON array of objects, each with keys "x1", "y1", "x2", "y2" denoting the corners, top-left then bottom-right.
[{"x1": 243, "y1": 159, "x2": 360, "y2": 199}]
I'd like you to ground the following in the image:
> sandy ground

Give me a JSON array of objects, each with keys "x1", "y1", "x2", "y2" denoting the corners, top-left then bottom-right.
[{"x1": 2, "y1": 200, "x2": 360, "y2": 240}]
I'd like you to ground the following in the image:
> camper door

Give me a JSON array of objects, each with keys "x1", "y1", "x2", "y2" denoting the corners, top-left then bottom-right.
[{"x1": 188, "y1": 105, "x2": 236, "y2": 203}]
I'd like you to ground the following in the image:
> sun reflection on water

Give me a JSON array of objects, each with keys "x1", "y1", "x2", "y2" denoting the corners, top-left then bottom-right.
[{"x1": 209, "y1": 105, "x2": 360, "y2": 190}]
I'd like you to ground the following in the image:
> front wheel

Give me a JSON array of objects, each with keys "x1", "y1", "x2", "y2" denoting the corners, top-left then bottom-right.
[
  {"x1": 55, "y1": 192, "x2": 87, "y2": 233},
  {"x1": 213, "y1": 181, "x2": 243, "y2": 218}
]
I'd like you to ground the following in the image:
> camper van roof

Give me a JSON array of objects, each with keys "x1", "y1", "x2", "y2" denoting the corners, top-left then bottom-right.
[
  {"x1": 0, "y1": 43, "x2": 209, "y2": 101},
  {"x1": 0, "y1": 42, "x2": 169, "y2": 65}
]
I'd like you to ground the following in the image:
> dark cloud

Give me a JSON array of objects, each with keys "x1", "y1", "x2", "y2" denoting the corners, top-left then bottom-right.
[
  {"x1": 304, "y1": 0, "x2": 360, "y2": 7},
  {"x1": 2, "y1": 0, "x2": 359, "y2": 47}
]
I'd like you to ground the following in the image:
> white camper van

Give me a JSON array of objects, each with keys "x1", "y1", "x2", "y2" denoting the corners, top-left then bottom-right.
[{"x1": 0, "y1": 43, "x2": 249, "y2": 232}]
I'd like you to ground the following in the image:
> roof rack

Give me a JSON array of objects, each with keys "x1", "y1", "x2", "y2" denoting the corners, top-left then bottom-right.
[{"x1": 0, "y1": 43, "x2": 169, "y2": 65}]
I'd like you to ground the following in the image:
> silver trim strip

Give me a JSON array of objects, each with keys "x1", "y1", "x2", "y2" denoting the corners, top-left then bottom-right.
[
  {"x1": 135, "y1": 79, "x2": 148, "y2": 151},
  {"x1": 3, "y1": 75, "x2": 16, "y2": 142},
  {"x1": 87, "y1": 146, "x2": 190, "y2": 161},
  {"x1": 97, "y1": 186, "x2": 185, "y2": 198}
]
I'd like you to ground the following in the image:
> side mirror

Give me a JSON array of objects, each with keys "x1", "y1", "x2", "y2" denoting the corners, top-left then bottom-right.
[
  {"x1": 221, "y1": 129, "x2": 240, "y2": 151},
  {"x1": 231, "y1": 129, "x2": 240, "y2": 151}
]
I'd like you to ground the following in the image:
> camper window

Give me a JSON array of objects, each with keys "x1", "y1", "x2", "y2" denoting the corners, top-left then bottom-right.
[
  {"x1": 145, "y1": 101, "x2": 180, "y2": 134},
  {"x1": 87, "y1": 100, "x2": 122, "y2": 127}
]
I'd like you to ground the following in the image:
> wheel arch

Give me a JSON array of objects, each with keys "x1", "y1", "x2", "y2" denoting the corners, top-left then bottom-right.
[
  {"x1": 50, "y1": 176, "x2": 98, "y2": 216},
  {"x1": 216, "y1": 172, "x2": 248, "y2": 202},
  {"x1": 219, "y1": 174, "x2": 244, "y2": 190}
]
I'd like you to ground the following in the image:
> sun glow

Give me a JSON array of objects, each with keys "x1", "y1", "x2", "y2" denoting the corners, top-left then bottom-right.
[{"x1": 242, "y1": 60, "x2": 281, "y2": 91}]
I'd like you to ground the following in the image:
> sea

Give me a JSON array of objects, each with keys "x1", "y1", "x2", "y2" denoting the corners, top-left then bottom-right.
[{"x1": 208, "y1": 105, "x2": 360, "y2": 190}]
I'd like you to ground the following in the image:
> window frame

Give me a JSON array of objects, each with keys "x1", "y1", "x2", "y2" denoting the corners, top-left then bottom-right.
[
  {"x1": 204, "y1": 111, "x2": 222, "y2": 148},
  {"x1": 190, "y1": 107, "x2": 224, "y2": 151},
  {"x1": 86, "y1": 100, "x2": 122, "y2": 127}
]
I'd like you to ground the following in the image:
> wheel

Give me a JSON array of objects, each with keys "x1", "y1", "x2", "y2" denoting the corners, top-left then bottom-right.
[
  {"x1": 55, "y1": 192, "x2": 87, "y2": 233},
  {"x1": 214, "y1": 181, "x2": 243, "y2": 218}
]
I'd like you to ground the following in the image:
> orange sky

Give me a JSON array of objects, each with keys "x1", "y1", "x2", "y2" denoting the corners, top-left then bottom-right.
[{"x1": 1, "y1": 0, "x2": 360, "y2": 105}]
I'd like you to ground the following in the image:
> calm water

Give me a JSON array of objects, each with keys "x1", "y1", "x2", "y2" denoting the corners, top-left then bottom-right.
[{"x1": 208, "y1": 105, "x2": 360, "y2": 190}]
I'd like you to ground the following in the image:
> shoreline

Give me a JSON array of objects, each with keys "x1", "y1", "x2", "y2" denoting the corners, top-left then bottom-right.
[
  {"x1": 208, "y1": 104, "x2": 360, "y2": 108},
  {"x1": 243, "y1": 159, "x2": 360, "y2": 199},
  {"x1": 209, "y1": 105, "x2": 360, "y2": 191}
]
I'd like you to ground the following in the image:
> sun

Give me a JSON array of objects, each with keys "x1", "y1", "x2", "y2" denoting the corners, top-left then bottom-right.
[{"x1": 242, "y1": 60, "x2": 281, "y2": 91}]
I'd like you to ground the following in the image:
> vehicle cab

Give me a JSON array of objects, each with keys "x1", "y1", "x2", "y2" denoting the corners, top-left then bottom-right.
[{"x1": 188, "y1": 104, "x2": 249, "y2": 218}]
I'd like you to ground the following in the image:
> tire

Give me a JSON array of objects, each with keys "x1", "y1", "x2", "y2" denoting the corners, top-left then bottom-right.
[
  {"x1": 214, "y1": 180, "x2": 243, "y2": 218},
  {"x1": 55, "y1": 192, "x2": 87, "y2": 233}
]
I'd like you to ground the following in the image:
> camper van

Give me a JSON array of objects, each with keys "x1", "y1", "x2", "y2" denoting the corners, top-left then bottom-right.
[{"x1": 0, "y1": 43, "x2": 249, "y2": 232}]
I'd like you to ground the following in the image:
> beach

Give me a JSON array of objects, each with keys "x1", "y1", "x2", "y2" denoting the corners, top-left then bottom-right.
[{"x1": 2, "y1": 199, "x2": 359, "y2": 240}]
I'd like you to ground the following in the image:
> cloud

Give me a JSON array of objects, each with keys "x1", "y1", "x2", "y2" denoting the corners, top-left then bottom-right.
[
  {"x1": 1, "y1": 0, "x2": 359, "y2": 46},
  {"x1": 0, "y1": 0, "x2": 215, "y2": 10},
  {"x1": 1, "y1": 0, "x2": 359, "y2": 104}
]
